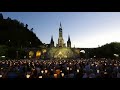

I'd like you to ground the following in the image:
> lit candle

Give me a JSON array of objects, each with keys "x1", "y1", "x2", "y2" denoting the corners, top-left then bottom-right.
[
  {"x1": 26, "y1": 74, "x2": 30, "y2": 78},
  {"x1": 45, "y1": 70, "x2": 48, "y2": 73},
  {"x1": 0, "y1": 75, "x2": 2, "y2": 78},
  {"x1": 104, "y1": 72, "x2": 107, "y2": 74},
  {"x1": 61, "y1": 73, "x2": 64, "y2": 77},
  {"x1": 70, "y1": 68, "x2": 72, "y2": 71},
  {"x1": 38, "y1": 76, "x2": 42, "y2": 78},
  {"x1": 97, "y1": 70, "x2": 99, "y2": 73},
  {"x1": 41, "y1": 70, "x2": 44, "y2": 74},
  {"x1": 67, "y1": 67, "x2": 69, "y2": 70},
  {"x1": 54, "y1": 74, "x2": 57, "y2": 78},
  {"x1": 77, "y1": 69, "x2": 79, "y2": 73}
]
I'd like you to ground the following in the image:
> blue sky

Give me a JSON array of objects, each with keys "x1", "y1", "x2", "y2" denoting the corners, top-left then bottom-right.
[{"x1": 1, "y1": 12, "x2": 120, "y2": 48}]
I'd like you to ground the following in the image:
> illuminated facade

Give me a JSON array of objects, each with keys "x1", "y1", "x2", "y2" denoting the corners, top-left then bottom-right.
[
  {"x1": 26, "y1": 22, "x2": 81, "y2": 59},
  {"x1": 50, "y1": 22, "x2": 71, "y2": 48},
  {"x1": 46, "y1": 22, "x2": 80, "y2": 59}
]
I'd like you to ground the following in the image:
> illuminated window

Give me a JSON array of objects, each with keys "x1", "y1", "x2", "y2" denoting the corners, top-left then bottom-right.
[
  {"x1": 36, "y1": 51, "x2": 41, "y2": 57},
  {"x1": 29, "y1": 51, "x2": 34, "y2": 58}
]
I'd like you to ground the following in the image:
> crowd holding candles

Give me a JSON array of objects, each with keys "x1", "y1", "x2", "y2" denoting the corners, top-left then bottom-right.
[{"x1": 0, "y1": 58, "x2": 120, "y2": 78}]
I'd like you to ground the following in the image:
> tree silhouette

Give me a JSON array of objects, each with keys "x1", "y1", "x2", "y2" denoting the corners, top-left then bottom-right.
[
  {"x1": 25, "y1": 24, "x2": 28, "y2": 29},
  {"x1": 0, "y1": 13, "x2": 3, "y2": 19},
  {"x1": 31, "y1": 28, "x2": 33, "y2": 32}
]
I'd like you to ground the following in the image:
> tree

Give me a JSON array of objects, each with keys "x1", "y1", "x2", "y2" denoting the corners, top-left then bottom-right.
[
  {"x1": 0, "y1": 13, "x2": 3, "y2": 19},
  {"x1": 31, "y1": 28, "x2": 33, "y2": 32},
  {"x1": 25, "y1": 24, "x2": 28, "y2": 29}
]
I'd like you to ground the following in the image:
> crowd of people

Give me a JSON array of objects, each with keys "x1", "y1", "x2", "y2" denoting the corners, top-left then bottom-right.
[{"x1": 0, "y1": 58, "x2": 120, "y2": 78}]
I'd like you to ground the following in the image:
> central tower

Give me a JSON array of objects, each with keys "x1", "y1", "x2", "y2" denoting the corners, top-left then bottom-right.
[{"x1": 56, "y1": 22, "x2": 65, "y2": 47}]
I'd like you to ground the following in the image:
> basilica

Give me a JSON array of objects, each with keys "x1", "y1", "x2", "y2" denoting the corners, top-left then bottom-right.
[
  {"x1": 50, "y1": 22, "x2": 71, "y2": 48},
  {"x1": 27, "y1": 23, "x2": 81, "y2": 59},
  {"x1": 46, "y1": 23, "x2": 80, "y2": 59}
]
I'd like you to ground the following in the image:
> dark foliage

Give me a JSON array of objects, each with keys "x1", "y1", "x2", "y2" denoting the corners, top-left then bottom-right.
[
  {"x1": 88, "y1": 42, "x2": 120, "y2": 59},
  {"x1": 0, "y1": 13, "x2": 44, "y2": 59},
  {"x1": 0, "y1": 13, "x2": 43, "y2": 48}
]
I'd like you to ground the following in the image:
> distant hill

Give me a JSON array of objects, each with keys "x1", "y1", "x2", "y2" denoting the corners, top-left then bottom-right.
[
  {"x1": 88, "y1": 42, "x2": 120, "y2": 59},
  {"x1": 0, "y1": 13, "x2": 43, "y2": 48}
]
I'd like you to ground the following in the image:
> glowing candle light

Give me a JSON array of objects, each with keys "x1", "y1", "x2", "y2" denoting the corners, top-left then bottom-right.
[
  {"x1": 77, "y1": 69, "x2": 79, "y2": 73},
  {"x1": 54, "y1": 74, "x2": 57, "y2": 78},
  {"x1": 41, "y1": 70, "x2": 44, "y2": 74},
  {"x1": 0, "y1": 75, "x2": 2, "y2": 78},
  {"x1": 70, "y1": 68, "x2": 72, "y2": 71},
  {"x1": 97, "y1": 70, "x2": 99, "y2": 73},
  {"x1": 26, "y1": 74, "x2": 30, "y2": 78},
  {"x1": 45, "y1": 70, "x2": 48, "y2": 73},
  {"x1": 38, "y1": 76, "x2": 42, "y2": 78},
  {"x1": 67, "y1": 67, "x2": 69, "y2": 70},
  {"x1": 104, "y1": 72, "x2": 107, "y2": 74},
  {"x1": 56, "y1": 69, "x2": 60, "y2": 75},
  {"x1": 61, "y1": 73, "x2": 64, "y2": 77}
]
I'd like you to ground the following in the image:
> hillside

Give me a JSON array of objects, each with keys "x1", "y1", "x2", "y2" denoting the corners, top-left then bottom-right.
[
  {"x1": 0, "y1": 13, "x2": 43, "y2": 48},
  {"x1": 88, "y1": 42, "x2": 120, "y2": 59}
]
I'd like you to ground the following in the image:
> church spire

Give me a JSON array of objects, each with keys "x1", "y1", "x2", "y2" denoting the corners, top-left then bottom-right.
[
  {"x1": 59, "y1": 22, "x2": 63, "y2": 38},
  {"x1": 68, "y1": 35, "x2": 70, "y2": 41},
  {"x1": 60, "y1": 22, "x2": 62, "y2": 29},
  {"x1": 50, "y1": 35, "x2": 54, "y2": 47},
  {"x1": 51, "y1": 35, "x2": 53, "y2": 42},
  {"x1": 67, "y1": 35, "x2": 71, "y2": 48}
]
